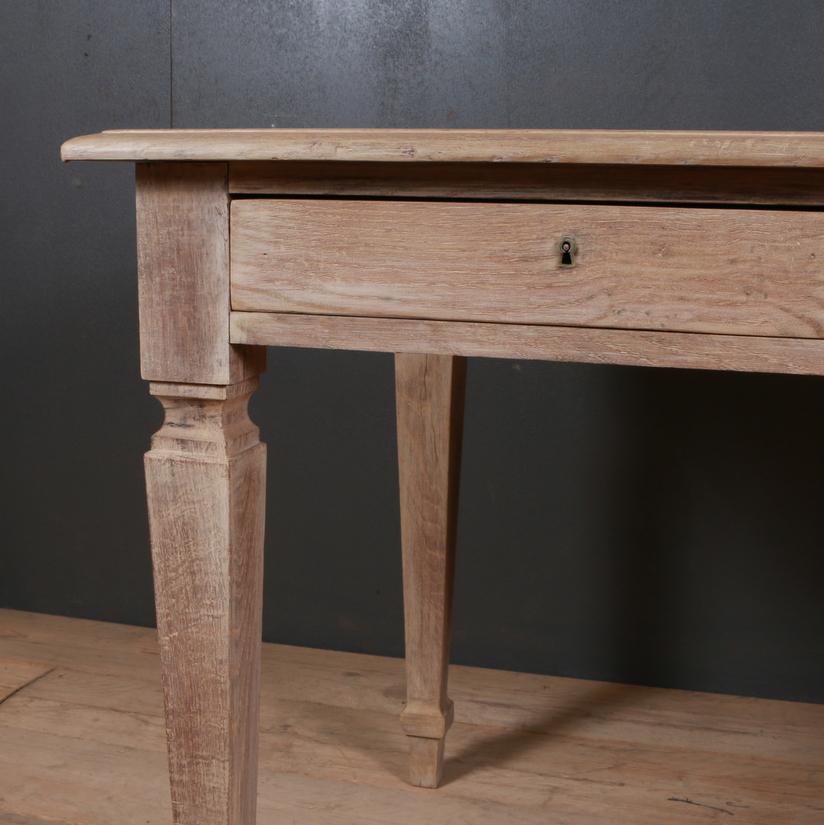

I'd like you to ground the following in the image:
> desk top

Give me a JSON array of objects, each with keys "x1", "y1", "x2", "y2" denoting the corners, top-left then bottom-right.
[{"x1": 61, "y1": 128, "x2": 824, "y2": 167}]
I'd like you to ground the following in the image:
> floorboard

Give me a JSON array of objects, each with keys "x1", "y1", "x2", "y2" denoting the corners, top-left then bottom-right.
[{"x1": 0, "y1": 609, "x2": 822, "y2": 824}]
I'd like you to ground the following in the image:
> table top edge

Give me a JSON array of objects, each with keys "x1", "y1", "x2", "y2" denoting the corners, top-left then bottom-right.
[{"x1": 60, "y1": 128, "x2": 824, "y2": 167}]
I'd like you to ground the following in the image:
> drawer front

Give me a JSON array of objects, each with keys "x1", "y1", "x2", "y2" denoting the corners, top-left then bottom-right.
[{"x1": 230, "y1": 199, "x2": 824, "y2": 339}]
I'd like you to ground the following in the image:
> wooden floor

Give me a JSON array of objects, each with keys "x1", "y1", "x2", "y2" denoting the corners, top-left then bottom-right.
[{"x1": 0, "y1": 609, "x2": 822, "y2": 824}]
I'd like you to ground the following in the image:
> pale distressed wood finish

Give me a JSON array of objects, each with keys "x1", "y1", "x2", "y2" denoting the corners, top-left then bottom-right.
[
  {"x1": 61, "y1": 128, "x2": 824, "y2": 810},
  {"x1": 395, "y1": 354, "x2": 466, "y2": 787},
  {"x1": 62, "y1": 128, "x2": 824, "y2": 167},
  {"x1": 136, "y1": 163, "x2": 262, "y2": 384},
  {"x1": 231, "y1": 199, "x2": 824, "y2": 339},
  {"x1": 232, "y1": 312, "x2": 824, "y2": 375},
  {"x1": 145, "y1": 379, "x2": 266, "y2": 825},
  {"x1": 229, "y1": 160, "x2": 824, "y2": 205}
]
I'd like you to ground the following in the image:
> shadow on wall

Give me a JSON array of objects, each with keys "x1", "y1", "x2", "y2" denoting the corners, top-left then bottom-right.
[{"x1": 450, "y1": 358, "x2": 824, "y2": 701}]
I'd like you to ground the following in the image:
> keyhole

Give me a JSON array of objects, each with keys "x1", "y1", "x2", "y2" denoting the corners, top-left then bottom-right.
[{"x1": 560, "y1": 238, "x2": 575, "y2": 266}]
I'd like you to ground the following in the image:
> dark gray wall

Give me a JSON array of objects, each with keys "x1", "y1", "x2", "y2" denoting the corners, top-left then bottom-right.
[{"x1": 2, "y1": 1, "x2": 824, "y2": 702}]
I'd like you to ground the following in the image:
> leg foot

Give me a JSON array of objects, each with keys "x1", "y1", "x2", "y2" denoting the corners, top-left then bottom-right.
[{"x1": 408, "y1": 737, "x2": 446, "y2": 788}]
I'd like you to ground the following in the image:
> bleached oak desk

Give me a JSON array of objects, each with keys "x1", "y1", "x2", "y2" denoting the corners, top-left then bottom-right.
[{"x1": 61, "y1": 129, "x2": 824, "y2": 825}]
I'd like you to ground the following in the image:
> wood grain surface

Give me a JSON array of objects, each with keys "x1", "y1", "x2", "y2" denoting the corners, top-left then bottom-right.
[
  {"x1": 229, "y1": 161, "x2": 824, "y2": 205},
  {"x1": 230, "y1": 199, "x2": 824, "y2": 339},
  {"x1": 61, "y1": 129, "x2": 824, "y2": 819},
  {"x1": 2, "y1": 610, "x2": 824, "y2": 824},
  {"x1": 145, "y1": 380, "x2": 266, "y2": 825},
  {"x1": 62, "y1": 129, "x2": 824, "y2": 167},
  {"x1": 230, "y1": 312, "x2": 824, "y2": 375},
  {"x1": 395, "y1": 354, "x2": 465, "y2": 787},
  {"x1": 136, "y1": 162, "x2": 263, "y2": 385}
]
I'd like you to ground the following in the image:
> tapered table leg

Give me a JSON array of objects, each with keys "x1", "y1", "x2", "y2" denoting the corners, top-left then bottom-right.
[
  {"x1": 145, "y1": 378, "x2": 266, "y2": 825},
  {"x1": 395, "y1": 353, "x2": 466, "y2": 788}
]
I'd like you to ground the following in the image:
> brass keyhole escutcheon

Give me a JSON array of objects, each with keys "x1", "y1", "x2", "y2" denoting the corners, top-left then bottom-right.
[{"x1": 560, "y1": 237, "x2": 576, "y2": 266}]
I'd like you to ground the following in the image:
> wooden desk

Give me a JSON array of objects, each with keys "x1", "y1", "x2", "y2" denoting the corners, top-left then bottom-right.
[{"x1": 61, "y1": 129, "x2": 824, "y2": 825}]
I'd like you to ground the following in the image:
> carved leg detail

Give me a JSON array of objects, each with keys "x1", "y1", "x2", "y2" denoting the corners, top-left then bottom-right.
[
  {"x1": 395, "y1": 354, "x2": 466, "y2": 788},
  {"x1": 146, "y1": 378, "x2": 266, "y2": 825}
]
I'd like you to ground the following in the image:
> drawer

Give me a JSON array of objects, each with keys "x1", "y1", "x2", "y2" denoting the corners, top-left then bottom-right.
[{"x1": 230, "y1": 199, "x2": 824, "y2": 339}]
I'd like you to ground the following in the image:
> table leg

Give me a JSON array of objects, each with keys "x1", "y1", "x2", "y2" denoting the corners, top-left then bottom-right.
[
  {"x1": 145, "y1": 378, "x2": 266, "y2": 825},
  {"x1": 395, "y1": 353, "x2": 466, "y2": 788}
]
